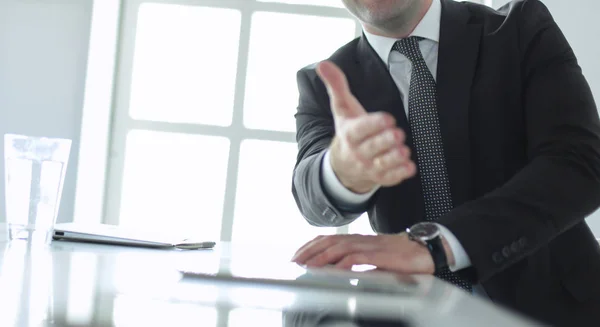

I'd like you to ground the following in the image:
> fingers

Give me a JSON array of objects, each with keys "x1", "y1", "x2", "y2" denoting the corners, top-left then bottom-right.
[
  {"x1": 374, "y1": 161, "x2": 417, "y2": 187},
  {"x1": 292, "y1": 234, "x2": 366, "y2": 266},
  {"x1": 304, "y1": 238, "x2": 380, "y2": 267},
  {"x1": 335, "y1": 251, "x2": 395, "y2": 271},
  {"x1": 344, "y1": 112, "x2": 397, "y2": 145},
  {"x1": 353, "y1": 130, "x2": 415, "y2": 186},
  {"x1": 316, "y1": 61, "x2": 366, "y2": 119},
  {"x1": 372, "y1": 147, "x2": 408, "y2": 169},
  {"x1": 355, "y1": 128, "x2": 405, "y2": 160},
  {"x1": 334, "y1": 252, "x2": 372, "y2": 270},
  {"x1": 333, "y1": 235, "x2": 434, "y2": 274},
  {"x1": 292, "y1": 235, "x2": 325, "y2": 261},
  {"x1": 329, "y1": 121, "x2": 416, "y2": 192},
  {"x1": 292, "y1": 236, "x2": 335, "y2": 265}
]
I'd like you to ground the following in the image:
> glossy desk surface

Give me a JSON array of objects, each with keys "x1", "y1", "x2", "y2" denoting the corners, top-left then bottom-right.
[{"x1": 0, "y1": 235, "x2": 544, "y2": 327}]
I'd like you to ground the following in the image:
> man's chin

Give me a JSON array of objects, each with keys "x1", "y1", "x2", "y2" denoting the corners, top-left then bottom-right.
[
  {"x1": 362, "y1": 7, "x2": 412, "y2": 28},
  {"x1": 362, "y1": 15, "x2": 408, "y2": 35}
]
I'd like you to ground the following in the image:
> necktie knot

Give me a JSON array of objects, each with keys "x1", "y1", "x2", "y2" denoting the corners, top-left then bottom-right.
[{"x1": 392, "y1": 36, "x2": 425, "y2": 62}]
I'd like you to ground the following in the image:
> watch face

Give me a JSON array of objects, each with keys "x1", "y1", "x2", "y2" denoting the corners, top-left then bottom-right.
[{"x1": 410, "y1": 222, "x2": 440, "y2": 241}]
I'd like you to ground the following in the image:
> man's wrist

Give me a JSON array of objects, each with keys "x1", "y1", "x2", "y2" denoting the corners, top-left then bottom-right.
[
  {"x1": 328, "y1": 139, "x2": 377, "y2": 194},
  {"x1": 406, "y1": 222, "x2": 451, "y2": 274},
  {"x1": 321, "y1": 150, "x2": 377, "y2": 208}
]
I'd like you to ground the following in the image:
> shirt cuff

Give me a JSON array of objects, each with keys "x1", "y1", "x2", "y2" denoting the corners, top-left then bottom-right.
[
  {"x1": 321, "y1": 149, "x2": 378, "y2": 207},
  {"x1": 436, "y1": 223, "x2": 472, "y2": 272}
]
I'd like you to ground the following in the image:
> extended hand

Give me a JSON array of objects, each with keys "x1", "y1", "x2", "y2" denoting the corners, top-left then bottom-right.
[
  {"x1": 291, "y1": 234, "x2": 435, "y2": 275},
  {"x1": 317, "y1": 61, "x2": 416, "y2": 194}
]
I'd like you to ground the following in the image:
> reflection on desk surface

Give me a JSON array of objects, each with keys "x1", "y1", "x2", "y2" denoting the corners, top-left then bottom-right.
[
  {"x1": 283, "y1": 311, "x2": 412, "y2": 327},
  {"x1": 0, "y1": 239, "x2": 543, "y2": 327}
]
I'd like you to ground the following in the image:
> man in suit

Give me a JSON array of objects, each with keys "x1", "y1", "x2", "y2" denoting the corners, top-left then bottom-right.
[{"x1": 290, "y1": 0, "x2": 600, "y2": 325}]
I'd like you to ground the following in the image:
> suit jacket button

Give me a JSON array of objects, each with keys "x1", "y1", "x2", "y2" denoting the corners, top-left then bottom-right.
[
  {"x1": 519, "y1": 237, "x2": 528, "y2": 248},
  {"x1": 511, "y1": 242, "x2": 520, "y2": 253},
  {"x1": 493, "y1": 252, "x2": 503, "y2": 264},
  {"x1": 502, "y1": 246, "x2": 511, "y2": 258}
]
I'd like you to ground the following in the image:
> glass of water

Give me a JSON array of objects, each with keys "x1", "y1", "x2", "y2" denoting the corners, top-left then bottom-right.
[{"x1": 4, "y1": 134, "x2": 71, "y2": 244}]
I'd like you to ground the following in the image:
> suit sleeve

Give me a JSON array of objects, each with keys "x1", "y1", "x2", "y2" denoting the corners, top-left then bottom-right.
[
  {"x1": 438, "y1": 0, "x2": 600, "y2": 283},
  {"x1": 292, "y1": 66, "x2": 369, "y2": 227}
]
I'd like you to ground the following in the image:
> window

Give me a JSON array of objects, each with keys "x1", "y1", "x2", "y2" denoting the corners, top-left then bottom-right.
[
  {"x1": 128, "y1": 4, "x2": 241, "y2": 127},
  {"x1": 103, "y1": 0, "x2": 493, "y2": 247}
]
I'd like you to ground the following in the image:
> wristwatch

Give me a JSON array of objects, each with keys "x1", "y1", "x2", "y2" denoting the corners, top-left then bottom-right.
[{"x1": 406, "y1": 222, "x2": 448, "y2": 274}]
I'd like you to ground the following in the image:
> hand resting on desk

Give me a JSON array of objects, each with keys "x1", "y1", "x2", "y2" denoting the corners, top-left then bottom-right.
[{"x1": 292, "y1": 233, "x2": 454, "y2": 276}]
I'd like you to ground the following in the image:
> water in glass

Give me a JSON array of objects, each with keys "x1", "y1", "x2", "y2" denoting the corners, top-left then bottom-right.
[{"x1": 4, "y1": 134, "x2": 71, "y2": 244}]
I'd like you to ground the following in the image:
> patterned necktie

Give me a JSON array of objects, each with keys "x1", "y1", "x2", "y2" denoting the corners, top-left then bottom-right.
[{"x1": 393, "y1": 37, "x2": 472, "y2": 292}]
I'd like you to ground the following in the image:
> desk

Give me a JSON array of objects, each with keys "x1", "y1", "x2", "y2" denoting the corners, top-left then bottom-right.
[{"x1": 0, "y1": 235, "x2": 543, "y2": 327}]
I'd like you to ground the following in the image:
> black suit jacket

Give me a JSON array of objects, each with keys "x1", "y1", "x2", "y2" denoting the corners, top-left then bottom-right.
[{"x1": 292, "y1": 0, "x2": 600, "y2": 325}]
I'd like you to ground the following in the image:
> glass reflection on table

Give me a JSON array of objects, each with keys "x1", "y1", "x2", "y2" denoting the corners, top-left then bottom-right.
[{"x1": 0, "y1": 242, "x2": 54, "y2": 326}]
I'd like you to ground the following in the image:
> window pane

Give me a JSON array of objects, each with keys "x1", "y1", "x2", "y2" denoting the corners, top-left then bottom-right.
[
  {"x1": 348, "y1": 213, "x2": 376, "y2": 235},
  {"x1": 257, "y1": 0, "x2": 344, "y2": 7},
  {"x1": 243, "y1": 12, "x2": 356, "y2": 132},
  {"x1": 129, "y1": 4, "x2": 241, "y2": 126},
  {"x1": 118, "y1": 130, "x2": 229, "y2": 240},
  {"x1": 232, "y1": 140, "x2": 335, "y2": 248}
]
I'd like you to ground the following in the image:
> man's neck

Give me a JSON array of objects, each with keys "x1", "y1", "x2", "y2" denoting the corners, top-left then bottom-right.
[{"x1": 363, "y1": 0, "x2": 433, "y2": 39}]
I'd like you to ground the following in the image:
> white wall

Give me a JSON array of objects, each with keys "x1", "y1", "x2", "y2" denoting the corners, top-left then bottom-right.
[
  {"x1": 0, "y1": 0, "x2": 93, "y2": 223},
  {"x1": 494, "y1": 0, "x2": 600, "y2": 233}
]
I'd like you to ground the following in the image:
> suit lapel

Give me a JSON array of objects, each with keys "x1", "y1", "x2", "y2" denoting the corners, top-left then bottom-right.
[
  {"x1": 437, "y1": 0, "x2": 482, "y2": 208},
  {"x1": 354, "y1": 36, "x2": 409, "y2": 132}
]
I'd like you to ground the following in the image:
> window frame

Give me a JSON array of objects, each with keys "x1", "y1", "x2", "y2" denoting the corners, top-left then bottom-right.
[{"x1": 73, "y1": 0, "x2": 122, "y2": 225}]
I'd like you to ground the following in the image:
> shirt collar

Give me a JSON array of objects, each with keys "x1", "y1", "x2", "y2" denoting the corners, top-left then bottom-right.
[{"x1": 362, "y1": 0, "x2": 441, "y2": 65}]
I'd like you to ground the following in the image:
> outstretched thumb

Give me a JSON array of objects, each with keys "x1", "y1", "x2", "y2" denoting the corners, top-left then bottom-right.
[{"x1": 316, "y1": 61, "x2": 365, "y2": 119}]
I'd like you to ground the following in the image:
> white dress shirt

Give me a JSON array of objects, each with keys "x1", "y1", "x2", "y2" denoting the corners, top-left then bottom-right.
[{"x1": 320, "y1": 0, "x2": 475, "y2": 275}]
